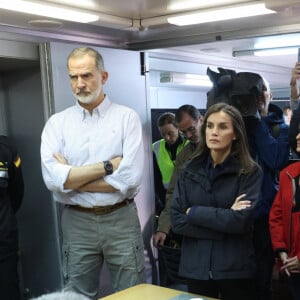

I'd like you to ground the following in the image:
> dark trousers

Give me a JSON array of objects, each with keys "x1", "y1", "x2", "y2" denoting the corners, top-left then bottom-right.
[
  {"x1": 287, "y1": 274, "x2": 300, "y2": 300},
  {"x1": 0, "y1": 254, "x2": 20, "y2": 300},
  {"x1": 158, "y1": 230, "x2": 184, "y2": 288},
  {"x1": 253, "y1": 217, "x2": 275, "y2": 300},
  {"x1": 187, "y1": 278, "x2": 255, "y2": 300}
]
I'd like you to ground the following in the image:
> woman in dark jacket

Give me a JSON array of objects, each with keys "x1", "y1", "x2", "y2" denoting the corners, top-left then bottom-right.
[
  {"x1": 171, "y1": 103, "x2": 263, "y2": 300},
  {"x1": 269, "y1": 103, "x2": 300, "y2": 300}
]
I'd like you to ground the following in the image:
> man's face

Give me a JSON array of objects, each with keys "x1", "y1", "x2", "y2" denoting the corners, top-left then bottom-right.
[
  {"x1": 257, "y1": 86, "x2": 272, "y2": 116},
  {"x1": 68, "y1": 54, "x2": 108, "y2": 105},
  {"x1": 159, "y1": 123, "x2": 179, "y2": 145},
  {"x1": 178, "y1": 112, "x2": 203, "y2": 144}
]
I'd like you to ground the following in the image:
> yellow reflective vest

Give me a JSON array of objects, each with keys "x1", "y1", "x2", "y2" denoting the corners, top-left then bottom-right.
[{"x1": 152, "y1": 138, "x2": 188, "y2": 189}]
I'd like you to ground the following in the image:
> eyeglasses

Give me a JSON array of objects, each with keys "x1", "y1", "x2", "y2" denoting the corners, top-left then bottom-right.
[{"x1": 180, "y1": 126, "x2": 197, "y2": 136}]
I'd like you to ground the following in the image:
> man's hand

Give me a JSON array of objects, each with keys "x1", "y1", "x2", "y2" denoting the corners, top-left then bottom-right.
[
  {"x1": 53, "y1": 154, "x2": 122, "y2": 171},
  {"x1": 291, "y1": 62, "x2": 300, "y2": 100},
  {"x1": 231, "y1": 193, "x2": 251, "y2": 211},
  {"x1": 291, "y1": 62, "x2": 300, "y2": 85},
  {"x1": 153, "y1": 231, "x2": 167, "y2": 248},
  {"x1": 53, "y1": 153, "x2": 68, "y2": 165},
  {"x1": 280, "y1": 254, "x2": 300, "y2": 276},
  {"x1": 57, "y1": 155, "x2": 122, "y2": 190},
  {"x1": 279, "y1": 252, "x2": 290, "y2": 276},
  {"x1": 110, "y1": 156, "x2": 122, "y2": 171}
]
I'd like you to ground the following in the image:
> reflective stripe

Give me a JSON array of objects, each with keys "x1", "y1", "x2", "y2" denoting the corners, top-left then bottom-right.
[
  {"x1": 14, "y1": 156, "x2": 21, "y2": 168},
  {"x1": 0, "y1": 170, "x2": 8, "y2": 178}
]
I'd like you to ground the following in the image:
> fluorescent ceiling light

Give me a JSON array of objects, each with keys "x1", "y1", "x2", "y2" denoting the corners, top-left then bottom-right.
[
  {"x1": 233, "y1": 46, "x2": 299, "y2": 57},
  {"x1": 160, "y1": 72, "x2": 213, "y2": 87},
  {"x1": 254, "y1": 33, "x2": 300, "y2": 49},
  {"x1": 168, "y1": 3, "x2": 275, "y2": 26},
  {"x1": 0, "y1": 0, "x2": 99, "y2": 23},
  {"x1": 254, "y1": 47, "x2": 298, "y2": 56},
  {"x1": 168, "y1": 0, "x2": 248, "y2": 11}
]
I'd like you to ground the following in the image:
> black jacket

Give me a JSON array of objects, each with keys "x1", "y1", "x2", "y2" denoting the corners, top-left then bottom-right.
[
  {"x1": 171, "y1": 154, "x2": 262, "y2": 280},
  {"x1": 243, "y1": 103, "x2": 289, "y2": 218},
  {"x1": 0, "y1": 136, "x2": 24, "y2": 260}
]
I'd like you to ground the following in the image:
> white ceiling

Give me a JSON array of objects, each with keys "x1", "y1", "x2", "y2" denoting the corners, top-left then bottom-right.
[
  {"x1": 0, "y1": 0, "x2": 300, "y2": 86},
  {"x1": 0, "y1": 0, "x2": 300, "y2": 49}
]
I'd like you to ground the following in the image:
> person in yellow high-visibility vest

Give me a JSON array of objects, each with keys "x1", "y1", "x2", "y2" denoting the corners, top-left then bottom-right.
[{"x1": 152, "y1": 112, "x2": 188, "y2": 215}]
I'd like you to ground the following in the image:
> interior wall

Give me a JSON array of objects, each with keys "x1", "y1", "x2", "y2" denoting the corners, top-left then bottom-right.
[
  {"x1": 0, "y1": 76, "x2": 7, "y2": 135},
  {"x1": 1, "y1": 65, "x2": 62, "y2": 298},
  {"x1": 149, "y1": 57, "x2": 209, "y2": 108},
  {"x1": 149, "y1": 86, "x2": 207, "y2": 109},
  {"x1": 148, "y1": 53, "x2": 291, "y2": 111}
]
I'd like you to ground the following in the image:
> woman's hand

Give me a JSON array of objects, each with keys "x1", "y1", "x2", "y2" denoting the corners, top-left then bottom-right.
[
  {"x1": 185, "y1": 193, "x2": 251, "y2": 214},
  {"x1": 231, "y1": 193, "x2": 251, "y2": 211}
]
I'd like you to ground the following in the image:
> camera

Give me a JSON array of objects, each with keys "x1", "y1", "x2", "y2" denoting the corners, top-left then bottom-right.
[{"x1": 207, "y1": 67, "x2": 264, "y2": 118}]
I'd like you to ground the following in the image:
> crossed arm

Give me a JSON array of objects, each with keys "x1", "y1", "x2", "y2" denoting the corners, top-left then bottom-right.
[
  {"x1": 153, "y1": 193, "x2": 251, "y2": 248},
  {"x1": 53, "y1": 153, "x2": 122, "y2": 192}
]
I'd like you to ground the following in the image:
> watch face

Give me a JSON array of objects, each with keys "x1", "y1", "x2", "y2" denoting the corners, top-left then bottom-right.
[{"x1": 104, "y1": 161, "x2": 113, "y2": 175}]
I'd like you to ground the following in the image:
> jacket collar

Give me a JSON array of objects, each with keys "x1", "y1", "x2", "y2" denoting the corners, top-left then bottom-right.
[{"x1": 285, "y1": 161, "x2": 300, "y2": 179}]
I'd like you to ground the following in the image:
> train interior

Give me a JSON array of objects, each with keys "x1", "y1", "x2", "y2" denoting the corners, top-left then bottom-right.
[{"x1": 0, "y1": 0, "x2": 299, "y2": 298}]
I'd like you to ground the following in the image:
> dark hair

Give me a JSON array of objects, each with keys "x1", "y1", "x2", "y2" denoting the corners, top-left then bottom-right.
[
  {"x1": 157, "y1": 112, "x2": 177, "y2": 128},
  {"x1": 194, "y1": 102, "x2": 257, "y2": 173},
  {"x1": 67, "y1": 47, "x2": 105, "y2": 71},
  {"x1": 283, "y1": 105, "x2": 291, "y2": 115},
  {"x1": 175, "y1": 104, "x2": 201, "y2": 123}
]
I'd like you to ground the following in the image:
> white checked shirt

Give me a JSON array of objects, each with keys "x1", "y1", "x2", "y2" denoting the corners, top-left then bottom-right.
[{"x1": 41, "y1": 96, "x2": 144, "y2": 207}]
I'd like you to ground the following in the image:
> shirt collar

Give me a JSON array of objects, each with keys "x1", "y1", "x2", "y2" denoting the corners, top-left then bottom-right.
[{"x1": 75, "y1": 95, "x2": 111, "y2": 120}]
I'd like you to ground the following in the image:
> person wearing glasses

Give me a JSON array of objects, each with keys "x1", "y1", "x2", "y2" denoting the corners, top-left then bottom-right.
[
  {"x1": 153, "y1": 105, "x2": 203, "y2": 249},
  {"x1": 152, "y1": 105, "x2": 203, "y2": 288}
]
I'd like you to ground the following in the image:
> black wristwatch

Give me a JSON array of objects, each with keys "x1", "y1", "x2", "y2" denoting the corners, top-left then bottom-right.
[{"x1": 103, "y1": 160, "x2": 113, "y2": 175}]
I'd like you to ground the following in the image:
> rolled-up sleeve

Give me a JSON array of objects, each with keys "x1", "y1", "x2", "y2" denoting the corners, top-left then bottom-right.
[
  {"x1": 40, "y1": 116, "x2": 72, "y2": 193},
  {"x1": 104, "y1": 109, "x2": 144, "y2": 197}
]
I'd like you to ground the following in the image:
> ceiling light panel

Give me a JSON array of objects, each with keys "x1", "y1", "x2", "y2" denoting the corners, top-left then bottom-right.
[
  {"x1": 168, "y1": 0, "x2": 250, "y2": 11},
  {"x1": 0, "y1": 0, "x2": 99, "y2": 23},
  {"x1": 254, "y1": 47, "x2": 298, "y2": 56},
  {"x1": 168, "y1": 3, "x2": 275, "y2": 26},
  {"x1": 160, "y1": 72, "x2": 213, "y2": 87},
  {"x1": 254, "y1": 33, "x2": 300, "y2": 49}
]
